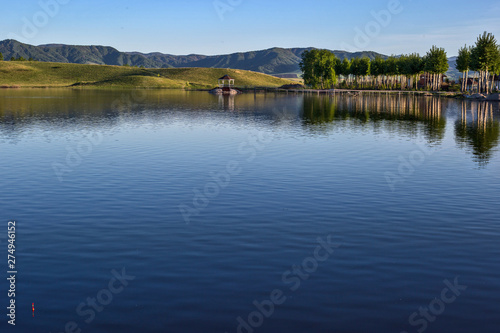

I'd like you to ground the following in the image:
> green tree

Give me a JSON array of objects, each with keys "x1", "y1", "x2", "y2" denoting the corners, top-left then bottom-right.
[
  {"x1": 492, "y1": 45, "x2": 500, "y2": 92},
  {"x1": 470, "y1": 32, "x2": 500, "y2": 94},
  {"x1": 315, "y1": 50, "x2": 338, "y2": 89},
  {"x1": 456, "y1": 45, "x2": 471, "y2": 92},
  {"x1": 300, "y1": 49, "x2": 338, "y2": 89},
  {"x1": 300, "y1": 50, "x2": 321, "y2": 88},
  {"x1": 0, "y1": 52, "x2": 3, "y2": 61},
  {"x1": 338, "y1": 58, "x2": 352, "y2": 87},
  {"x1": 385, "y1": 56, "x2": 399, "y2": 89},
  {"x1": 358, "y1": 57, "x2": 371, "y2": 88},
  {"x1": 370, "y1": 57, "x2": 385, "y2": 88},
  {"x1": 397, "y1": 54, "x2": 422, "y2": 90},
  {"x1": 350, "y1": 57, "x2": 361, "y2": 87},
  {"x1": 406, "y1": 53, "x2": 424, "y2": 90},
  {"x1": 334, "y1": 58, "x2": 343, "y2": 79},
  {"x1": 398, "y1": 55, "x2": 411, "y2": 90},
  {"x1": 424, "y1": 46, "x2": 449, "y2": 91}
]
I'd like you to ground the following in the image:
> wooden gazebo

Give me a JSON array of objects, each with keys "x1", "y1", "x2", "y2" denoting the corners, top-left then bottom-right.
[
  {"x1": 218, "y1": 75, "x2": 235, "y2": 88},
  {"x1": 209, "y1": 74, "x2": 241, "y2": 95}
]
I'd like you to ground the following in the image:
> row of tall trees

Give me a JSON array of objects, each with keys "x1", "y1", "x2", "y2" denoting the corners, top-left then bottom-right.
[
  {"x1": 301, "y1": 46, "x2": 449, "y2": 91},
  {"x1": 301, "y1": 31, "x2": 499, "y2": 93},
  {"x1": 456, "y1": 32, "x2": 500, "y2": 94}
]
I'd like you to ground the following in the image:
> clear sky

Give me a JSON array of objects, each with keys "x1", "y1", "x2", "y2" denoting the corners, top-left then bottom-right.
[{"x1": 1, "y1": 0, "x2": 499, "y2": 57}]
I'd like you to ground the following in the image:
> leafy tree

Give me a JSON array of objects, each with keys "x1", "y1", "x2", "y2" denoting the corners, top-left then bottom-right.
[
  {"x1": 370, "y1": 57, "x2": 385, "y2": 88},
  {"x1": 385, "y1": 56, "x2": 399, "y2": 89},
  {"x1": 340, "y1": 58, "x2": 351, "y2": 77},
  {"x1": 349, "y1": 57, "x2": 371, "y2": 88},
  {"x1": 492, "y1": 45, "x2": 500, "y2": 92},
  {"x1": 337, "y1": 58, "x2": 352, "y2": 87},
  {"x1": 397, "y1": 54, "x2": 423, "y2": 90},
  {"x1": 300, "y1": 50, "x2": 320, "y2": 88},
  {"x1": 334, "y1": 58, "x2": 343, "y2": 78},
  {"x1": 470, "y1": 32, "x2": 500, "y2": 94},
  {"x1": 0, "y1": 52, "x2": 3, "y2": 61},
  {"x1": 456, "y1": 45, "x2": 471, "y2": 92},
  {"x1": 358, "y1": 57, "x2": 371, "y2": 87},
  {"x1": 300, "y1": 49, "x2": 338, "y2": 89},
  {"x1": 424, "y1": 46, "x2": 448, "y2": 90},
  {"x1": 406, "y1": 53, "x2": 424, "y2": 90},
  {"x1": 385, "y1": 56, "x2": 399, "y2": 76},
  {"x1": 10, "y1": 57, "x2": 15, "y2": 61},
  {"x1": 350, "y1": 57, "x2": 361, "y2": 86},
  {"x1": 398, "y1": 55, "x2": 411, "y2": 90},
  {"x1": 315, "y1": 50, "x2": 338, "y2": 89}
]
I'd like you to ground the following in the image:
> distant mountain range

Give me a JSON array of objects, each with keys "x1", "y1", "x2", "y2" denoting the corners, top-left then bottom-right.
[
  {"x1": 0, "y1": 39, "x2": 385, "y2": 75},
  {"x1": 0, "y1": 39, "x2": 460, "y2": 79}
]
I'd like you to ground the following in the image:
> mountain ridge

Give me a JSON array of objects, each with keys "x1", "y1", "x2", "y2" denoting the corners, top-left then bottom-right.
[
  {"x1": 0, "y1": 39, "x2": 460, "y2": 79},
  {"x1": 0, "y1": 39, "x2": 385, "y2": 75}
]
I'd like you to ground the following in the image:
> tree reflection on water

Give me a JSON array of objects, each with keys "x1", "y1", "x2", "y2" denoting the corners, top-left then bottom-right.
[{"x1": 455, "y1": 101, "x2": 500, "y2": 167}]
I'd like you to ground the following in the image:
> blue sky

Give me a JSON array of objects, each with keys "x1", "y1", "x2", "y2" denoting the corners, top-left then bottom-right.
[{"x1": 1, "y1": 0, "x2": 499, "y2": 56}]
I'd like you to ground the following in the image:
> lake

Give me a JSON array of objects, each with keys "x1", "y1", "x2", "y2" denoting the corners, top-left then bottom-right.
[{"x1": 0, "y1": 89, "x2": 499, "y2": 333}]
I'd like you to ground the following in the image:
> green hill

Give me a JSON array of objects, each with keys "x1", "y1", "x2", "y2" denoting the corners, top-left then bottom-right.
[
  {"x1": 0, "y1": 40, "x2": 387, "y2": 75},
  {"x1": 0, "y1": 61, "x2": 296, "y2": 88}
]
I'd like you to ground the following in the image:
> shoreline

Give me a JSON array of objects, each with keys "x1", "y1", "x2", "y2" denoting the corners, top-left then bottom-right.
[
  {"x1": 1, "y1": 85, "x2": 499, "y2": 102},
  {"x1": 0, "y1": 85, "x2": 462, "y2": 99},
  {"x1": 238, "y1": 88, "x2": 500, "y2": 101}
]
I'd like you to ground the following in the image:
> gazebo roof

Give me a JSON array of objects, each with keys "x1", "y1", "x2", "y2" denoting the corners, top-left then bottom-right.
[{"x1": 219, "y1": 75, "x2": 234, "y2": 80}]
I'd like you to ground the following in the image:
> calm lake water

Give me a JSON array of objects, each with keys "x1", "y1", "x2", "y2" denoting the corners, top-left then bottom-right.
[{"x1": 1, "y1": 89, "x2": 499, "y2": 333}]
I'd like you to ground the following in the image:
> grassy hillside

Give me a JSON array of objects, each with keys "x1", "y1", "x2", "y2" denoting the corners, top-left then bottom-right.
[
  {"x1": 0, "y1": 61, "x2": 296, "y2": 89},
  {"x1": 0, "y1": 40, "x2": 388, "y2": 75}
]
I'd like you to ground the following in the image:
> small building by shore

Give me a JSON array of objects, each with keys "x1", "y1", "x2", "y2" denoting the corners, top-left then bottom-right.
[{"x1": 209, "y1": 75, "x2": 242, "y2": 95}]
